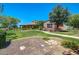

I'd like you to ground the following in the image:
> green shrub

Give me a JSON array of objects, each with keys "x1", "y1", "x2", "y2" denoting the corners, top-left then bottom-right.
[
  {"x1": 7, "y1": 35, "x2": 18, "y2": 40},
  {"x1": 0, "y1": 30, "x2": 1, "y2": 32},
  {"x1": 6, "y1": 30, "x2": 16, "y2": 36},
  {"x1": 43, "y1": 37, "x2": 50, "y2": 40},
  {"x1": 0, "y1": 31, "x2": 6, "y2": 49},
  {"x1": 61, "y1": 40, "x2": 78, "y2": 49},
  {"x1": 61, "y1": 40, "x2": 79, "y2": 54},
  {"x1": 6, "y1": 30, "x2": 17, "y2": 40}
]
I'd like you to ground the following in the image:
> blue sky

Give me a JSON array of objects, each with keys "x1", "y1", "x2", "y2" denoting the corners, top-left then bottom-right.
[{"x1": 3, "y1": 3, "x2": 79, "y2": 25}]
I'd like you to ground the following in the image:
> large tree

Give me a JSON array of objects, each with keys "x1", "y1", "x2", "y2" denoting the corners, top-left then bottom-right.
[
  {"x1": 7, "y1": 16, "x2": 20, "y2": 29},
  {"x1": 0, "y1": 16, "x2": 20, "y2": 29},
  {"x1": 0, "y1": 4, "x2": 20, "y2": 29},
  {"x1": 49, "y1": 5, "x2": 70, "y2": 30},
  {"x1": 68, "y1": 14, "x2": 79, "y2": 29},
  {"x1": 1, "y1": 17, "x2": 9, "y2": 28}
]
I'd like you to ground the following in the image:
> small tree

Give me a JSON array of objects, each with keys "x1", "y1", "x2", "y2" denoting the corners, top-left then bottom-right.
[
  {"x1": 0, "y1": 4, "x2": 20, "y2": 30},
  {"x1": 0, "y1": 16, "x2": 20, "y2": 29},
  {"x1": 49, "y1": 5, "x2": 70, "y2": 30},
  {"x1": 35, "y1": 20, "x2": 45, "y2": 30},
  {"x1": 6, "y1": 16, "x2": 20, "y2": 29},
  {"x1": 69, "y1": 14, "x2": 79, "y2": 29},
  {"x1": 1, "y1": 18, "x2": 9, "y2": 28}
]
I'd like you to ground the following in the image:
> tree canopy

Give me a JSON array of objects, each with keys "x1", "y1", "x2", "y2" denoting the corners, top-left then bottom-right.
[
  {"x1": 0, "y1": 16, "x2": 20, "y2": 29},
  {"x1": 68, "y1": 14, "x2": 79, "y2": 28},
  {"x1": 49, "y1": 5, "x2": 70, "y2": 29},
  {"x1": 35, "y1": 20, "x2": 45, "y2": 29}
]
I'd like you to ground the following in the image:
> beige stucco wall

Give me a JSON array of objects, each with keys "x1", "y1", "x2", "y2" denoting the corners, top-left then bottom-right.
[{"x1": 43, "y1": 21, "x2": 56, "y2": 31}]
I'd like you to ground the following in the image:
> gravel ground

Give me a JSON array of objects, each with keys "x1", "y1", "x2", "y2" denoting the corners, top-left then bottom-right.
[{"x1": 0, "y1": 37, "x2": 66, "y2": 55}]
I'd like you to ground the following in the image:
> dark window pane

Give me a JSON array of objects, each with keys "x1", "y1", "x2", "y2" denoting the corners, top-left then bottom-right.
[{"x1": 47, "y1": 24, "x2": 52, "y2": 28}]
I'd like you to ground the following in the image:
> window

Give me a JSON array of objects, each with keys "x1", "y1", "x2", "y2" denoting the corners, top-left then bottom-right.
[{"x1": 47, "y1": 24, "x2": 52, "y2": 28}]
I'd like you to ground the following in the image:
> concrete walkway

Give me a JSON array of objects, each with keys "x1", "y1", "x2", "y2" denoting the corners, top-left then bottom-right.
[{"x1": 38, "y1": 30, "x2": 79, "y2": 39}]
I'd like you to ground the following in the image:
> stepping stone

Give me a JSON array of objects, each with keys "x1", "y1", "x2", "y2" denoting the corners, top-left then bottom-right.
[
  {"x1": 45, "y1": 41, "x2": 48, "y2": 44},
  {"x1": 41, "y1": 44, "x2": 45, "y2": 47},
  {"x1": 47, "y1": 40, "x2": 58, "y2": 45},
  {"x1": 19, "y1": 46, "x2": 26, "y2": 51}
]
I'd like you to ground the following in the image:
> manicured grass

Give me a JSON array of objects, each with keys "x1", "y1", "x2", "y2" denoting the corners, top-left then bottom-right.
[
  {"x1": 6, "y1": 30, "x2": 79, "y2": 45},
  {"x1": 54, "y1": 30, "x2": 79, "y2": 35},
  {"x1": 62, "y1": 37, "x2": 79, "y2": 45},
  {"x1": 51, "y1": 34, "x2": 79, "y2": 45},
  {"x1": 6, "y1": 30, "x2": 53, "y2": 40}
]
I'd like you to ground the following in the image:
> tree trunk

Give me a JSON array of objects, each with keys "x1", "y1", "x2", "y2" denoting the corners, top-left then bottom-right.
[{"x1": 56, "y1": 24, "x2": 59, "y2": 31}]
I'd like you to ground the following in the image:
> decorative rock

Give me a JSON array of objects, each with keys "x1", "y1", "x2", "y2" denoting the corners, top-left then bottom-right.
[
  {"x1": 41, "y1": 44, "x2": 45, "y2": 47},
  {"x1": 70, "y1": 52, "x2": 76, "y2": 55},
  {"x1": 49, "y1": 46, "x2": 53, "y2": 48},
  {"x1": 43, "y1": 48, "x2": 48, "y2": 51},
  {"x1": 45, "y1": 41, "x2": 48, "y2": 44},
  {"x1": 63, "y1": 51, "x2": 71, "y2": 55},
  {"x1": 46, "y1": 40, "x2": 58, "y2": 46},
  {"x1": 48, "y1": 42, "x2": 52, "y2": 45},
  {"x1": 74, "y1": 49, "x2": 79, "y2": 54},
  {"x1": 20, "y1": 46, "x2": 26, "y2": 51},
  {"x1": 63, "y1": 50, "x2": 75, "y2": 55}
]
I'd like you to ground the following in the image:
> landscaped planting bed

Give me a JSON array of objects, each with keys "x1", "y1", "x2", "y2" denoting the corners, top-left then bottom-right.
[
  {"x1": 0, "y1": 30, "x2": 6, "y2": 49},
  {"x1": 0, "y1": 30, "x2": 79, "y2": 54}
]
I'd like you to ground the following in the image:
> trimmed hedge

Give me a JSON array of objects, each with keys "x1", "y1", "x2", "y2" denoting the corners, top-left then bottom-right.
[{"x1": 0, "y1": 31, "x2": 6, "y2": 49}]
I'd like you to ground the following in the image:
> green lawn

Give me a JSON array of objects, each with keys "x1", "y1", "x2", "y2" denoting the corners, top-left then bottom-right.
[
  {"x1": 6, "y1": 30, "x2": 79, "y2": 45},
  {"x1": 63, "y1": 37, "x2": 79, "y2": 44},
  {"x1": 54, "y1": 29, "x2": 79, "y2": 35},
  {"x1": 6, "y1": 30, "x2": 53, "y2": 40}
]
